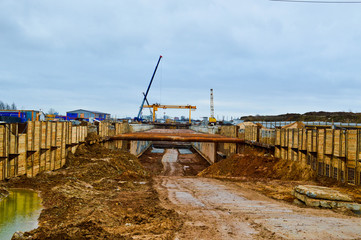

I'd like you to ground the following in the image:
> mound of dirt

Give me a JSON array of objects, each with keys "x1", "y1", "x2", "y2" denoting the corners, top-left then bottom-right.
[
  {"x1": 2, "y1": 143, "x2": 181, "y2": 239},
  {"x1": 85, "y1": 132, "x2": 101, "y2": 141},
  {"x1": 198, "y1": 153, "x2": 316, "y2": 182},
  {"x1": 197, "y1": 151, "x2": 320, "y2": 204}
]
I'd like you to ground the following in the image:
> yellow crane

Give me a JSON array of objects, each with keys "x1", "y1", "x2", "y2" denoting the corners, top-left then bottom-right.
[
  {"x1": 143, "y1": 104, "x2": 196, "y2": 123},
  {"x1": 209, "y1": 89, "x2": 217, "y2": 125}
]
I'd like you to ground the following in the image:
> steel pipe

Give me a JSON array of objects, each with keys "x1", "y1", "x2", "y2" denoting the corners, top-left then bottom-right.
[{"x1": 110, "y1": 133, "x2": 244, "y2": 143}]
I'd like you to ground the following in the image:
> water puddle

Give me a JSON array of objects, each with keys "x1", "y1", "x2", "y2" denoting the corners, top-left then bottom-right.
[
  {"x1": 178, "y1": 149, "x2": 192, "y2": 154},
  {"x1": 151, "y1": 148, "x2": 165, "y2": 154},
  {"x1": 0, "y1": 189, "x2": 42, "y2": 240}
]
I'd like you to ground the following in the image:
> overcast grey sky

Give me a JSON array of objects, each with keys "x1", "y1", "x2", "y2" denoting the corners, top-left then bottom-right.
[{"x1": 1, "y1": 0, "x2": 361, "y2": 119}]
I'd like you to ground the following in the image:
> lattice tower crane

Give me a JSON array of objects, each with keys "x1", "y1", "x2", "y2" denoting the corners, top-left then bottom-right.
[{"x1": 209, "y1": 89, "x2": 217, "y2": 125}]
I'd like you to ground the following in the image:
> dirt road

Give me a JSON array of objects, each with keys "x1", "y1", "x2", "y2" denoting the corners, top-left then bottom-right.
[
  {"x1": 155, "y1": 149, "x2": 361, "y2": 240},
  {"x1": 162, "y1": 149, "x2": 182, "y2": 176}
]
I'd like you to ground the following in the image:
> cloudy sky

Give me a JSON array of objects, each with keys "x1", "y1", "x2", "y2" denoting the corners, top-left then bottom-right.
[{"x1": 1, "y1": 0, "x2": 361, "y2": 119}]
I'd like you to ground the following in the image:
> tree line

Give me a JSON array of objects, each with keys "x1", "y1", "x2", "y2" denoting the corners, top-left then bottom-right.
[{"x1": 0, "y1": 101, "x2": 17, "y2": 110}]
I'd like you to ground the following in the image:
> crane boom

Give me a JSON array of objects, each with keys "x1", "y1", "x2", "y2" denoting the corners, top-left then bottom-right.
[
  {"x1": 143, "y1": 104, "x2": 196, "y2": 124},
  {"x1": 136, "y1": 55, "x2": 162, "y2": 121},
  {"x1": 143, "y1": 92, "x2": 153, "y2": 115}
]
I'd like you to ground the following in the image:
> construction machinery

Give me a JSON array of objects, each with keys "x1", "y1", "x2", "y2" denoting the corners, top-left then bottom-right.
[
  {"x1": 135, "y1": 55, "x2": 162, "y2": 122},
  {"x1": 209, "y1": 89, "x2": 217, "y2": 125},
  {"x1": 143, "y1": 104, "x2": 196, "y2": 124}
]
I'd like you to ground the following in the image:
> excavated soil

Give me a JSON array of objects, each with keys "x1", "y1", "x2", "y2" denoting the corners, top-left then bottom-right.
[
  {"x1": 1, "y1": 144, "x2": 181, "y2": 239},
  {"x1": 2, "y1": 139, "x2": 361, "y2": 239}
]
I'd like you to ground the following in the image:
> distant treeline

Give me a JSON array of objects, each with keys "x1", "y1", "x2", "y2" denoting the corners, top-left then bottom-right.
[
  {"x1": 241, "y1": 111, "x2": 361, "y2": 123},
  {"x1": 0, "y1": 101, "x2": 17, "y2": 110}
]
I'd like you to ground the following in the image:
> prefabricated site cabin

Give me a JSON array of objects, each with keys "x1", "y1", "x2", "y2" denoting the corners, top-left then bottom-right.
[{"x1": 66, "y1": 109, "x2": 110, "y2": 121}]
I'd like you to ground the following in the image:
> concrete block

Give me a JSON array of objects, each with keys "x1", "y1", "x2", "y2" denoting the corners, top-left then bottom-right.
[
  {"x1": 293, "y1": 185, "x2": 361, "y2": 211},
  {"x1": 294, "y1": 191, "x2": 336, "y2": 208},
  {"x1": 294, "y1": 185, "x2": 353, "y2": 202},
  {"x1": 304, "y1": 196, "x2": 320, "y2": 207},
  {"x1": 293, "y1": 191, "x2": 305, "y2": 202},
  {"x1": 337, "y1": 202, "x2": 361, "y2": 211}
]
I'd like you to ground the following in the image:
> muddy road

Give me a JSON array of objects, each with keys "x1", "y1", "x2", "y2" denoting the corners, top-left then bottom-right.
[
  {"x1": 148, "y1": 147, "x2": 361, "y2": 240},
  {"x1": 1, "y1": 139, "x2": 361, "y2": 240}
]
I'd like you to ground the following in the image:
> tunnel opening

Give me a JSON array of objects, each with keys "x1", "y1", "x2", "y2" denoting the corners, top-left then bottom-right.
[{"x1": 139, "y1": 141, "x2": 210, "y2": 177}]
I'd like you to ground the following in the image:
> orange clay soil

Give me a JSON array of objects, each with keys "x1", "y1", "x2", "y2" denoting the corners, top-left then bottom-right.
[{"x1": 1, "y1": 144, "x2": 181, "y2": 240}]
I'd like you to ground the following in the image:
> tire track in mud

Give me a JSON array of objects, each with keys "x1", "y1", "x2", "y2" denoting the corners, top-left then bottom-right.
[
  {"x1": 155, "y1": 176, "x2": 361, "y2": 240},
  {"x1": 154, "y1": 146, "x2": 361, "y2": 239},
  {"x1": 161, "y1": 149, "x2": 183, "y2": 176}
]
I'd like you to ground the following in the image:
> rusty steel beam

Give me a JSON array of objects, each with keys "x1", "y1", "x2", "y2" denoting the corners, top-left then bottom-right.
[
  {"x1": 121, "y1": 132, "x2": 226, "y2": 138},
  {"x1": 110, "y1": 133, "x2": 244, "y2": 143}
]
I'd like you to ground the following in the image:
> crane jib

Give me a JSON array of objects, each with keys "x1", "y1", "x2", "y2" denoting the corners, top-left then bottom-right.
[{"x1": 136, "y1": 55, "x2": 163, "y2": 120}]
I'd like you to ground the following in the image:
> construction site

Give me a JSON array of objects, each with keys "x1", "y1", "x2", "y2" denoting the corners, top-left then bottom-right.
[
  {"x1": 1, "y1": 55, "x2": 361, "y2": 240},
  {"x1": 1, "y1": 118, "x2": 361, "y2": 239}
]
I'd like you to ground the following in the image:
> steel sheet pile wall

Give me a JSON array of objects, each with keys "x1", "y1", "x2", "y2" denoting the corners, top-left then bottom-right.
[
  {"x1": 219, "y1": 126, "x2": 238, "y2": 156},
  {"x1": 0, "y1": 122, "x2": 87, "y2": 180},
  {"x1": 241, "y1": 126, "x2": 361, "y2": 185},
  {"x1": 98, "y1": 122, "x2": 130, "y2": 150},
  {"x1": 245, "y1": 126, "x2": 258, "y2": 142},
  {"x1": 98, "y1": 122, "x2": 151, "y2": 156}
]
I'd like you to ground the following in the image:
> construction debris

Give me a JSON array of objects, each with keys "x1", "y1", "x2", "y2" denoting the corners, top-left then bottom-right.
[{"x1": 293, "y1": 185, "x2": 361, "y2": 211}]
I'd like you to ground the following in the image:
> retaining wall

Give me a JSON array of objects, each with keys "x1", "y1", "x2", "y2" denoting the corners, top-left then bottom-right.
[
  {"x1": 192, "y1": 142, "x2": 217, "y2": 164},
  {"x1": 192, "y1": 124, "x2": 361, "y2": 185},
  {"x1": 241, "y1": 126, "x2": 361, "y2": 185},
  {"x1": 0, "y1": 121, "x2": 153, "y2": 181},
  {"x1": 98, "y1": 122, "x2": 152, "y2": 156},
  {"x1": 191, "y1": 125, "x2": 239, "y2": 163},
  {"x1": 0, "y1": 121, "x2": 87, "y2": 180}
]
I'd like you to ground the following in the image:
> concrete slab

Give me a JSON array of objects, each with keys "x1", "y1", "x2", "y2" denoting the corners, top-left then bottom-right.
[
  {"x1": 293, "y1": 186, "x2": 361, "y2": 211},
  {"x1": 294, "y1": 185, "x2": 353, "y2": 202}
]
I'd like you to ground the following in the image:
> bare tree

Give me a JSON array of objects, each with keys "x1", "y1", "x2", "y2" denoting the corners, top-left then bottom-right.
[
  {"x1": 0, "y1": 101, "x2": 17, "y2": 110},
  {"x1": 11, "y1": 102, "x2": 17, "y2": 110},
  {"x1": 47, "y1": 108, "x2": 57, "y2": 115}
]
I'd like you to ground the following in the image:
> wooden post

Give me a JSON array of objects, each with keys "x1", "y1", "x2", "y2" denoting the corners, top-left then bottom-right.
[
  {"x1": 0, "y1": 124, "x2": 7, "y2": 180},
  {"x1": 33, "y1": 121, "x2": 41, "y2": 176}
]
